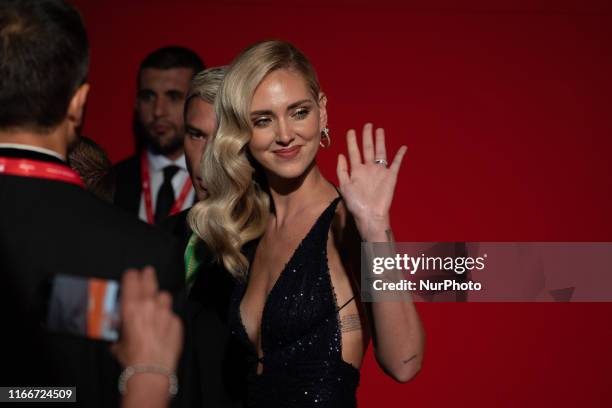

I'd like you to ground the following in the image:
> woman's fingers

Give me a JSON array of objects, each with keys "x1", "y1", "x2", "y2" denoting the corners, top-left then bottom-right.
[
  {"x1": 337, "y1": 154, "x2": 350, "y2": 186},
  {"x1": 341, "y1": 124, "x2": 404, "y2": 183},
  {"x1": 390, "y1": 145, "x2": 408, "y2": 175},
  {"x1": 346, "y1": 129, "x2": 362, "y2": 168},
  {"x1": 347, "y1": 124, "x2": 391, "y2": 167},
  {"x1": 114, "y1": 266, "x2": 182, "y2": 370},
  {"x1": 141, "y1": 265, "x2": 158, "y2": 298},
  {"x1": 121, "y1": 269, "x2": 140, "y2": 309},
  {"x1": 156, "y1": 291, "x2": 172, "y2": 310},
  {"x1": 375, "y1": 127, "x2": 387, "y2": 162},
  {"x1": 362, "y1": 123, "x2": 375, "y2": 163}
]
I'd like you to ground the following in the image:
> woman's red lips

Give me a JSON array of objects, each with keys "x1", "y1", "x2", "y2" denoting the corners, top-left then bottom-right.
[{"x1": 273, "y1": 145, "x2": 301, "y2": 159}]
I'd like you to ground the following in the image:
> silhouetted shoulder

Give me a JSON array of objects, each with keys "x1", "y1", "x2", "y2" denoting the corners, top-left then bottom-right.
[
  {"x1": 113, "y1": 154, "x2": 142, "y2": 214},
  {"x1": 113, "y1": 154, "x2": 140, "y2": 174},
  {"x1": 82, "y1": 191, "x2": 184, "y2": 291}
]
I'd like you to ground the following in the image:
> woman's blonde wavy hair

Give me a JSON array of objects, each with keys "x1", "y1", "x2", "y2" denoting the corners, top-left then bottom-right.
[{"x1": 188, "y1": 40, "x2": 322, "y2": 281}]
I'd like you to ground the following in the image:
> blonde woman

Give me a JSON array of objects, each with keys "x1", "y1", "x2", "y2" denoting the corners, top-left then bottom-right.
[{"x1": 189, "y1": 40, "x2": 424, "y2": 407}]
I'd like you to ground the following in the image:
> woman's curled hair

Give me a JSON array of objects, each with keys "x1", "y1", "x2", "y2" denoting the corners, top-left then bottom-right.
[{"x1": 188, "y1": 40, "x2": 321, "y2": 280}]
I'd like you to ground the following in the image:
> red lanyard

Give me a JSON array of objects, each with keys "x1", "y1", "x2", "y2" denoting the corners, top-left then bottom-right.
[
  {"x1": 0, "y1": 156, "x2": 84, "y2": 188},
  {"x1": 140, "y1": 151, "x2": 192, "y2": 224}
]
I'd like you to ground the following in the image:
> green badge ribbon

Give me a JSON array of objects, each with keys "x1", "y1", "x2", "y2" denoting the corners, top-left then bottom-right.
[{"x1": 184, "y1": 232, "x2": 204, "y2": 287}]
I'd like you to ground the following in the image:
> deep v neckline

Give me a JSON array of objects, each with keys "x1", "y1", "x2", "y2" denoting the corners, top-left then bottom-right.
[{"x1": 237, "y1": 196, "x2": 341, "y2": 357}]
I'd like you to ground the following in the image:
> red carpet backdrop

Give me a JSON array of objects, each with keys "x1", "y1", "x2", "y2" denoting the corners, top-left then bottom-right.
[{"x1": 72, "y1": 0, "x2": 612, "y2": 406}]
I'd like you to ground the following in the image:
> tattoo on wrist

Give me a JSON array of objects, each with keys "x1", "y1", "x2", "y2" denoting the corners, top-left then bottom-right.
[
  {"x1": 340, "y1": 314, "x2": 362, "y2": 333},
  {"x1": 402, "y1": 355, "x2": 417, "y2": 364}
]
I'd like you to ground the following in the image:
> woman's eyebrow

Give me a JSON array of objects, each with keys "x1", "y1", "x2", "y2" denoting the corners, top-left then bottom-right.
[
  {"x1": 250, "y1": 109, "x2": 273, "y2": 116},
  {"x1": 287, "y1": 99, "x2": 312, "y2": 110},
  {"x1": 250, "y1": 99, "x2": 313, "y2": 116}
]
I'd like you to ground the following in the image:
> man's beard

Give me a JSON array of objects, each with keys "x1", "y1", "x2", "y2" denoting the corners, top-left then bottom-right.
[{"x1": 144, "y1": 125, "x2": 184, "y2": 157}]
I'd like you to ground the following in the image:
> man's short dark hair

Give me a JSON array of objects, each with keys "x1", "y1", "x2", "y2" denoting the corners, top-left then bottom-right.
[
  {"x1": 138, "y1": 46, "x2": 205, "y2": 84},
  {"x1": 0, "y1": 0, "x2": 89, "y2": 132}
]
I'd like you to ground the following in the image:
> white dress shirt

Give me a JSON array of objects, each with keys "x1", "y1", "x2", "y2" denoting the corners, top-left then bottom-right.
[{"x1": 138, "y1": 149, "x2": 195, "y2": 223}]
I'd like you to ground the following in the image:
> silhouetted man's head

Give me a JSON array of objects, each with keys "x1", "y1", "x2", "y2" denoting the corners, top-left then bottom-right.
[{"x1": 0, "y1": 0, "x2": 89, "y2": 147}]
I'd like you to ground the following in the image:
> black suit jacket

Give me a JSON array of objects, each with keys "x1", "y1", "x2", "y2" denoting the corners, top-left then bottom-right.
[
  {"x1": 161, "y1": 210, "x2": 248, "y2": 408},
  {"x1": 114, "y1": 154, "x2": 196, "y2": 221},
  {"x1": 0, "y1": 147, "x2": 184, "y2": 407},
  {"x1": 113, "y1": 154, "x2": 141, "y2": 216},
  {"x1": 161, "y1": 209, "x2": 192, "y2": 250}
]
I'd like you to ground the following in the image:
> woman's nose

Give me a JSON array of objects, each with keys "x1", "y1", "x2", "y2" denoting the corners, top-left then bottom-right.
[{"x1": 275, "y1": 119, "x2": 294, "y2": 145}]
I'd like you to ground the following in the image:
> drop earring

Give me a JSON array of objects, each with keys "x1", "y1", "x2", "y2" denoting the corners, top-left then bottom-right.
[{"x1": 319, "y1": 127, "x2": 331, "y2": 148}]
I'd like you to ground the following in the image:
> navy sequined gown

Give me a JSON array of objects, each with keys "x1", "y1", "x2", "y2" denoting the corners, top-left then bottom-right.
[{"x1": 229, "y1": 196, "x2": 360, "y2": 407}]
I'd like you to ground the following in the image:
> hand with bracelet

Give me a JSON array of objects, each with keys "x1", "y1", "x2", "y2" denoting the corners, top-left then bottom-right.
[{"x1": 111, "y1": 266, "x2": 183, "y2": 408}]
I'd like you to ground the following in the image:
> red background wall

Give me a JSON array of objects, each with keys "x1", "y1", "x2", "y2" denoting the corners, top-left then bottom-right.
[{"x1": 72, "y1": 0, "x2": 612, "y2": 406}]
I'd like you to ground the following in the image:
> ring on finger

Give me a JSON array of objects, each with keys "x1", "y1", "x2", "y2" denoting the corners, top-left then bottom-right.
[{"x1": 374, "y1": 158, "x2": 388, "y2": 167}]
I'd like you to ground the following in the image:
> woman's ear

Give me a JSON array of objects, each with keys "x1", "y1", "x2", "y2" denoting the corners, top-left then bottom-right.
[{"x1": 318, "y1": 92, "x2": 328, "y2": 129}]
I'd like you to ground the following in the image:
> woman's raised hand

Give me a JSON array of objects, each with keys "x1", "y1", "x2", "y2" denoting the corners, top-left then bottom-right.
[
  {"x1": 336, "y1": 123, "x2": 407, "y2": 241},
  {"x1": 111, "y1": 267, "x2": 183, "y2": 373}
]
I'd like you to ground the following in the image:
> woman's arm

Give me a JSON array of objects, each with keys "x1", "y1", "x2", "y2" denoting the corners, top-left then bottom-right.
[
  {"x1": 337, "y1": 123, "x2": 425, "y2": 383},
  {"x1": 360, "y1": 228, "x2": 425, "y2": 383}
]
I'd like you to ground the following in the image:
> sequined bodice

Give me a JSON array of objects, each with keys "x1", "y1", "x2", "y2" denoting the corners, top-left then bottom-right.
[{"x1": 229, "y1": 197, "x2": 360, "y2": 407}]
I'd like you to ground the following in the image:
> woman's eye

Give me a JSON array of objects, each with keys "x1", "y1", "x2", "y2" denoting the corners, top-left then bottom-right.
[
  {"x1": 293, "y1": 108, "x2": 309, "y2": 120},
  {"x1": 253, "y1": 118, "x2": 271, "y2": 128}
]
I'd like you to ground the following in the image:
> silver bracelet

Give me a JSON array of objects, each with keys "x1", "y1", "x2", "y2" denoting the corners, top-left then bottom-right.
[{"x1": 118, "y1": 364, "x2": 178, "y2": 398}]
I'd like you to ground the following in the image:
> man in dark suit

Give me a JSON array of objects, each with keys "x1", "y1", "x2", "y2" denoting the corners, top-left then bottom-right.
[
  {"x1": 114, "y1": 46, "x2": 205, "y2": 225},
  {"x1": 162, "y1": 67, "x2": 248, "y2": 407},
  {"x1": 0, "y1": 1, "x2": 184, "y2": 406}
]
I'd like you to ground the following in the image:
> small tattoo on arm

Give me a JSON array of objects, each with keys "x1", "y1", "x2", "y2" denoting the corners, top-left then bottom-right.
[
  {"x1": 402, "y1": 355, "x2": 417, "y2": 364},
  {"x1": 340, "y1": 314, "x2": 362, "y2": 333}
]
